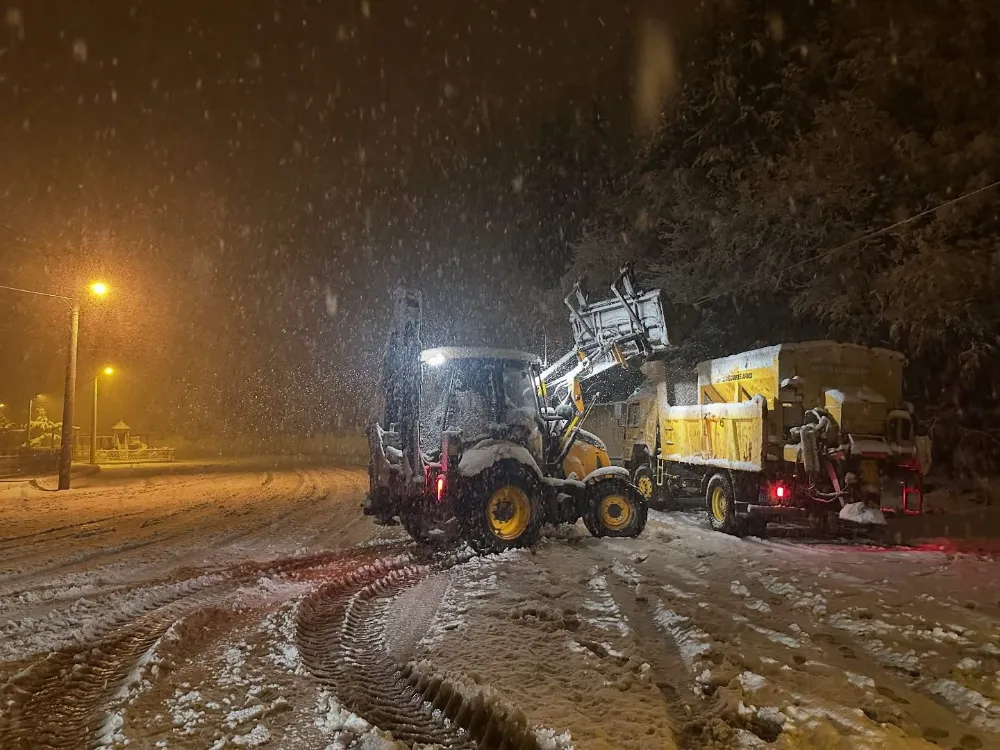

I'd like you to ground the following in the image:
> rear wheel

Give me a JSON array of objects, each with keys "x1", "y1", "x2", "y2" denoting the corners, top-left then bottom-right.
[
  {"x1": 584, "y1": 477, "x2": 647, "y2": 538},
  {"x1": 707, "y1": 473, "x2": 738, "y2": 534},
  {"x1": 461, "y1": 459, "x2": 543, "y2": 554}
]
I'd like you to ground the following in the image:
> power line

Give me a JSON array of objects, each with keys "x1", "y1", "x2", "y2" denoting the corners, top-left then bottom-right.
[
  {"x1": 0, "y1": 283, "x2": 73, "y2": 304},
  {"x1": 695, "y1": 177, "x2": 1000, "y2": 304}
]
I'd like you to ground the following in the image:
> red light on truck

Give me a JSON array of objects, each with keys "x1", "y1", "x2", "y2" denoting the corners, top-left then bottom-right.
[
  {"x1": 436, "y1": 475, "x2": 445, "y2": 501},
  {"x1": 769, "y1": 481, "x2": 790, "y2": 503}
]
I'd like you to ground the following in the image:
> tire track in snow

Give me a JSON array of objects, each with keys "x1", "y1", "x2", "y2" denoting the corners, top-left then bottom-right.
[
  {"x1": 0, "y1": 545, "x2": 404, "y2": 749},
  {"x1": 0, "y1": 576, "x2": 235, "y2": 749},
  {"x1": 605, "y1": 560, "x2": 708, "y2": 749},
  {"x1": 296, "y1": 553, "x2": 543, "y2": 749}
]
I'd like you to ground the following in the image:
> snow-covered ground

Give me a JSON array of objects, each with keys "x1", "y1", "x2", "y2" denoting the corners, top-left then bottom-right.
[{"x1": 2, "y1": 465, "x2": 999, "y2": 749}]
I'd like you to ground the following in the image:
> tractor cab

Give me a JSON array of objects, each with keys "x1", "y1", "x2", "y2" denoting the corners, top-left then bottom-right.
[{"x1": 418, "y1": 347, "x2": 544, "y2": 463}]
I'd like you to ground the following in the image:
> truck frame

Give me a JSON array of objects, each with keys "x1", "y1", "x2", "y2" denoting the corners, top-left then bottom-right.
[{"x1": 619, "y1": 341, "x2": 926, "y2": 534}]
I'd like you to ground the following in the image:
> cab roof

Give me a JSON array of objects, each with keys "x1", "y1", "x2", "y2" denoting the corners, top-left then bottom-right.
[{"x1": 421, "y1": 346, "x2": 540, "y2": 365}]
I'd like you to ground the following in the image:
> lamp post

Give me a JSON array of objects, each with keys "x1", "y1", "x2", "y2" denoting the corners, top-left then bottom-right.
[
  {"x1": 24, "y1": 394, "x2": 41, "y2": 449},
  {"x1": 0, "y1": 281, "x2": 109, "y2": 489},
  {"x1": 90, "y1": 366, "x2": 114, "y2": 465}
]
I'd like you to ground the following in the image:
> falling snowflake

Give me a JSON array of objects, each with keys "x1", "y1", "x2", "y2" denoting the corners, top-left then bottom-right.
[
  {"x1": 72, "y1": 38, "x2": 88, "y2": 62},
  {"x1": 4, "y1": 6, "x2": 24, "y2": 39}
]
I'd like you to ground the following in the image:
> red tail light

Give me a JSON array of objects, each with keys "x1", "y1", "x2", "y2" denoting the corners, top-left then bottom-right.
[
  {"x1": 770, "y1": 480, "x2": 791, "y2": 503},
  {"x1": 436, "y1": 474, "x2": 446, "y2": 501}
]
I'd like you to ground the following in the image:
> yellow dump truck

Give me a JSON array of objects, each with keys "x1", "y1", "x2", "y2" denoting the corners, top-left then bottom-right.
[{"x1": 618, "y1": 341, "x2": 926, "y2": 534}]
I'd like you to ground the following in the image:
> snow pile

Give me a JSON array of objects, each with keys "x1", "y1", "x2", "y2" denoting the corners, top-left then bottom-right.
[
  {"x1": 826, "y1": 609, "x2": 893, "y2": 638},
  {"x1": 732, "y1": 613, "x2": 804, "y2": 649},
  {"x1": 738, "y1": 671, "x2": 768, "y2": 693},
  {"x1": 729, "y1": 579, "x2": 772, "y2": 613},
  {"x1": 661, "y1": 582, "x2": 693, "y2": 600},
  {"x1": 610, "y1": 558, "x2": 641, "y2": 586},
  {"x1": 259, "y1": 601, "x2": 303, "y2": 673},
  {"x1": 957, "y1": 657, "x2": 982, "y2": 672},
  {"x1": 166, "y1": 688, "x2": 208, "y2": 736},
  {"x1": 783, "y1": 696, "x2": 881, "y2": 743},
  {"x1": 534, "y1": 726, "x2": 574, "y2": 749},
  {"x1": 583, "y1": 573, "x2": 628, "y2": 636},
  {"x1": 313, "y1": 689, "x2": 396, "y2": 748},
  {"x1": 232, "y1": 724, "x2": 271, "y2": 746},
  {"x1": 844, "y1": 671, "x2": 875, "y2": 689},
  {"x1": 0, "y1": 580, "x2": 107, "y2": 621},
  {"x1": 751, "y1": 571, "x2": 827, "y2": 615},
  {"x1": 750, "y1": 623, "x2": 803, "y2": 649},
  {"x1": 839, "y1": 503, "x2": 886, "y2": 525},
  {"x1": 651, "y1": 598, "x2": 711, "y2": 668},
  {"x1": 925, "y1": 679, "x2": 1000, "y2": 733}
]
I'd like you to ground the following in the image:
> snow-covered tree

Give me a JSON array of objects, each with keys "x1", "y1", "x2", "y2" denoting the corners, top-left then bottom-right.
[{"x1": 570, "y1": 0, "x2": 1000, "y2": 473}]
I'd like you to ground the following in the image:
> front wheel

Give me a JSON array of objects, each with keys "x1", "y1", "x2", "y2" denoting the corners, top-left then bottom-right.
[
  {"x1": 460, "y1": 459, "x2": 543, "y2": 554},
  {"x1": 634, "y1": 464, "x2": 675, "y2": 511},
  {"x1": 633, "y1": 465, "x2": 656, "y2": 507},
  {"x1": 584, "y1": 478, "x2": 648, "y2": 538}
]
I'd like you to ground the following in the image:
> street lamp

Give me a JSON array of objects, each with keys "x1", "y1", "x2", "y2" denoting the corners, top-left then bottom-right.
[
  {"x1": 24, "y1": 393, "x2": 42, "y2": 449},
  {"x1": 90, "y1": 366, "x2": 114, "y2": 465},
  {"x1": 0, "y1": 280, "x2": 110, "y2": 489}
]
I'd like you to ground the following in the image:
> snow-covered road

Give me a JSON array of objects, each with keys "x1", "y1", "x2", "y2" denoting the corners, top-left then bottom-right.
[{"x1": 1, "y1": 466, "x2": 998, "y2": 749}]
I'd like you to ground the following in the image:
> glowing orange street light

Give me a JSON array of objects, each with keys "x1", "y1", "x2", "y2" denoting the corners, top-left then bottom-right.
[{"x1": 0, "y1": 280, "x2": 112, "y2": 488}]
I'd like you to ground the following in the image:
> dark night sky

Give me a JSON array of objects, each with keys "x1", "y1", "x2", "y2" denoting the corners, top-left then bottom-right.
[{"x1": 0, "y1": 0, "x2": 698, "y2": 437}]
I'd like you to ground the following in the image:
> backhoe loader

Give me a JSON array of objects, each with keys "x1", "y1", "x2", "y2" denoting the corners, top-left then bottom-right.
[{"x1": 364, "y1": 267, "x2": 683, "y2": 553}]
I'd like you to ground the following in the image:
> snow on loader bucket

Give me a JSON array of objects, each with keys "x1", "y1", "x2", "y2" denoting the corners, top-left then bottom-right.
[{"x1": 364, "y1": 271, "x2": 674, "y2": 552}]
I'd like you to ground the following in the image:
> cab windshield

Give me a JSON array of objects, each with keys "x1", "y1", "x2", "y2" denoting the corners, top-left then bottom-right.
[{"x1": 419, "y1": 357, "x2": 538, "y2": 452}]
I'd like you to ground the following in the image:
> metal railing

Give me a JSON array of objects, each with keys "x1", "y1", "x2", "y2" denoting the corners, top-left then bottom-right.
[{"x1": 92, "y1": 447, "x2": 176, "y2": 463}]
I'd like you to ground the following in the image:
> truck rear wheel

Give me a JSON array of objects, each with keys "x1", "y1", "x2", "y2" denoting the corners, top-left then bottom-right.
[
  {"x1": 584, "y1": 477, "x2": 647, "y2": 538},
  {"x1": 461, "y1": 459, "x2": 543, "y2": 554},
  {"x1": 707, "y1": 473, "x2": 738, "y2": 534}
]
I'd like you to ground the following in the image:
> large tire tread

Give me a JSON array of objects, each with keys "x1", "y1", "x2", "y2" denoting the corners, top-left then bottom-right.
[
  {"x1": 707, "y1": 473, "x2": 738, "y2": 534},
  {"x1": 460, "y1": 459, "x2": 543, "y2": 554},
  {"x1": 584, "y1": 477, "x2": 648, "y2": 539}
]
